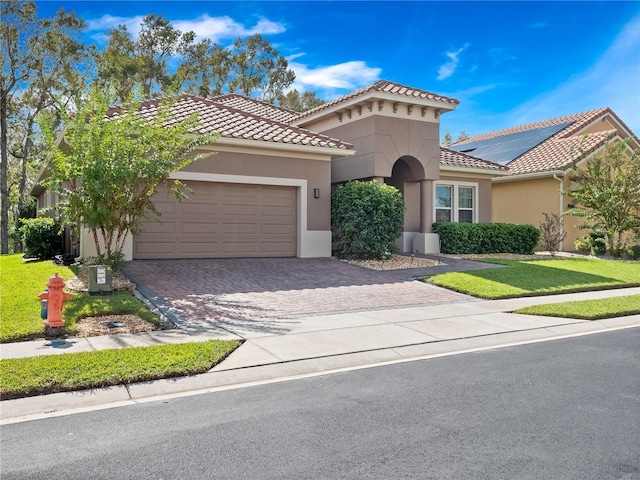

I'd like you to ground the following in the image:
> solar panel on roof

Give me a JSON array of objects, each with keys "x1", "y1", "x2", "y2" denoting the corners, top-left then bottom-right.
[{"x1": 448, "y1": 121, "x2": 574, "y2": 164}]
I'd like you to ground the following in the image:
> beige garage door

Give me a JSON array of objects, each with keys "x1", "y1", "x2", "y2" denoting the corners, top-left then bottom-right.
[{"x1": 134, "y1": 181, "x2": 296, "y2": 259}]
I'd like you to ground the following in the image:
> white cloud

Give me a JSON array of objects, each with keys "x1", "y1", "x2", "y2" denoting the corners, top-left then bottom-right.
[
  {"x1": 505, "y1": 14, "x2": 640, "y2": 134},
  {"x1": 86, "y1": 14, "x2": 146, "y2": 36},
  {"x1": 85, "y1": 14, "x2": 286, "y2": 43},
  {"x1": 437, "y1": 44, "x2": 470, "y2": 81},
  {"x1": 289, "y1": 58, "x2": 381, "y2": 91},
  {"x1": 173, "y1": 15, "x2": 285, "y2": 42}
]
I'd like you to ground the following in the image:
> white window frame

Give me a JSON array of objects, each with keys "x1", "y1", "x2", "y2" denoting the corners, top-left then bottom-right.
[{"x1": 433, "y1": 180, "x2": 478, "y2": 223}]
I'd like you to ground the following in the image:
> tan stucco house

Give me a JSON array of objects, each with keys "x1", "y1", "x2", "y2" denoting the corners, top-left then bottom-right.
[
  {"x1": 32, "y1": 80, "x2": 510, "y2": 260},
  {"x1": 449, "y1": 108, "x2": 639, "y2": 251}
]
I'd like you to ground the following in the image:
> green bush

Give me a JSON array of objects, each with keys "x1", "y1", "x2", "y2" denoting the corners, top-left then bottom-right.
[
  {"x1": 575, "y1": 236, "x2": 592, "y2": 255},
  {"x1": 589, "y1": 231, "x2": 607, "y2": 255},
  {"x1": 332, "y1": 180, "x2": 405, "y2": 259},
  {"x1": 18, "y1": 217, "x2": 63, "y2": 260},
  {"x1": 432, "y1": 222, "x2": 540, "y2": 255},
  {"x1": 628, "y1": 245, "x2": 640, "y2": 260}
]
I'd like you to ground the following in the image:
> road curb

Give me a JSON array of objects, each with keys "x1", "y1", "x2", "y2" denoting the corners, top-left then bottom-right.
[{"x1": 2, "y1": 320, "x2": 637, "y2": 425}]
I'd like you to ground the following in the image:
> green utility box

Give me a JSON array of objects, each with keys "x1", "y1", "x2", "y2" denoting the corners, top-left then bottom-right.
[{"x1": 88, "y1": 265, "x2": 113, "y2": 296}]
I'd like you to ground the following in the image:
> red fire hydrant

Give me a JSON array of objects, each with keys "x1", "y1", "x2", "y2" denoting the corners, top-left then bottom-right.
[{"x1": 39, "y1": 273, "x2": 72, "y2": 328}]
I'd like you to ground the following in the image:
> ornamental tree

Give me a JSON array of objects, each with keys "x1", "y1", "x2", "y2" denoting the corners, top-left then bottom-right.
[
  {"x1": 332, "y1": 180, "x2": 405, "y2": 259},
  {"x1": 40, "y1": 86, "x2": 218, "y2": 268},
  {"x1": 566, "y1": 139, "x2": 640, "y2": 257}
]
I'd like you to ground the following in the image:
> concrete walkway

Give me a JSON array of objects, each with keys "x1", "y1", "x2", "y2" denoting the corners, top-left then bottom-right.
[{"x1": 2, "y1": 286, "x2": 638, "y2": 423}]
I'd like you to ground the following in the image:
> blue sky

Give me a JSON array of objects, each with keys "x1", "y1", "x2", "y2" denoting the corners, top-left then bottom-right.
[{"x1": 36, "y1": 1, "x2": 640, "y2": 138}]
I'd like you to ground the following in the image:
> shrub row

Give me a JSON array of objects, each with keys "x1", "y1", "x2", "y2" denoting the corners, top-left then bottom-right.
[{"x1": 433, "y1": 222, "x2": 540, "y2": 255}]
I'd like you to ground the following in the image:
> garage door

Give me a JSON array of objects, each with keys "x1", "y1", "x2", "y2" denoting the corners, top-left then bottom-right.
[{"x1": 134, "y1": 181, "x2": 296, "y2": 259}]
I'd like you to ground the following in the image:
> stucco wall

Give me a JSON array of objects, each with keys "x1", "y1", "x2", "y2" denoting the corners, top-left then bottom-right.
[
  {"x1": 320, "y1": 116, "x2": 441, "y2": 184},
  {"x1": 492, "y1": 175, "x2": 585, "y2": 251}
]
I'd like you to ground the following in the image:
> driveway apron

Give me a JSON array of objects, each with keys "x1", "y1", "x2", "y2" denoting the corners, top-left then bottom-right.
[{"x1": 125, "y1": 257, "x2": 475, "y2": 335}]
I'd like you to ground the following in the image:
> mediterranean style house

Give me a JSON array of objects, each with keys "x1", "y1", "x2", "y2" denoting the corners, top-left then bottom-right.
[{"x1": 32, "y1": 80, "x2": 637, "y2": 259}]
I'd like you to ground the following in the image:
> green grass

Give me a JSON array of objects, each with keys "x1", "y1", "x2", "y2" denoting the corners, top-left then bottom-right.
[
  {"x1": 0, "y1": 340, "x2": 240, "y2": 400},
  {"x1": 0, "y1": 254, "x2": 160, "y2": 343},
  {"x1": 1, "y1": 255, "x2": 77, "y2": 342},
  {"x1": 428, "y1": 258, "x2": 640, "y2": 299},
  {"x1": 515, "y1": 294, "x2": 640, "y2": 320}
]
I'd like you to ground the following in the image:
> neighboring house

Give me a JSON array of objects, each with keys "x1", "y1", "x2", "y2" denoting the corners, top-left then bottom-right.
[
  {"x1": 449, "y1": 108, "x2": 639, "y2": 251},
  {"x1": 30, "y1": 81, "x2": 509, "y2": 260}
]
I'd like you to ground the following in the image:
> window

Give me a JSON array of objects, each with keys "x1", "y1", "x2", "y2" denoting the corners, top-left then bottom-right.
[
  {"x1": 434, "y1": 182, "x2": 477, "y2": 223},
  {"x1": 435, "y1": 185, "x2": 452, "y2": 222}
]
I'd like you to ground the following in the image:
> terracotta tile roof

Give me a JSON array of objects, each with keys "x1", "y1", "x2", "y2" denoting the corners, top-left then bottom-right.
[
  {"x1": 451, "y1": 107, "x2": 634, "y2": 175},
  {"x1": 451, "y1": 108, "x2": 609, "y2": 145},
  {"x1": 440, "y1": 148, "x2": 508, "y2": 171},
  {"x1": 106, "y1": 94, "x2": 353, "y2": 151},
  {"x1": 507, "y1": 129, "x2": 618, "y2": 174},
  {"x1": 295, "y1": 80, "x2": 459, "y2": 120},
  {"x1": 210, "y1": 94, "x2": 300, "y2": 124}
]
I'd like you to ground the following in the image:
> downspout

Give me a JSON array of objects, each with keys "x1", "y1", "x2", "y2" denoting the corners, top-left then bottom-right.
[{"x1": 553, "y1": 173, "x2": 564, "y2": 251}]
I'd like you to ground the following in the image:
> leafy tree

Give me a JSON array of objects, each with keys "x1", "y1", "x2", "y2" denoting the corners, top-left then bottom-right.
[
  {"x1": 39, "y1": 86, "x2": 219, "y2": 268},
  {"x1": 229, "y1": 34, "x2": 295, "y2": 102},
  {"x1": 277, "y1": 89, "x2": 325, "y2": 112},
  {"x1": 176, "y1": 40, "x2": 231, "y2": 98},
  {"x1": 331, "y1": 180, "x2": 405, "y2": 259},
  {"x1": 442, "y1": 131, "x2": 452, "y2": 146},
  {"x1": 1, "y1": 0, "x2": 86, "y2": 253},
  {"x1": 566, "y1": 139, "x2": 640, "y2": 257}
]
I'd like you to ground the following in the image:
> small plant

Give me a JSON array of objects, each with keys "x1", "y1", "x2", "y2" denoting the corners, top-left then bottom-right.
[
  {"x1": 539, "y1": 213, "x2": 567, "y2": 256},
  {"x1": 85, "y1": 252, "x2": 127, "y2": 272},
  {"x1": 589, "y1": 231, "x2": 607, "y2": 256},
  {"x1": 18, "y1": 217, "x2": 64, "y2": 260},
  {"x1": 574, "y1": 236, "x2": 592, "y2": 255}
]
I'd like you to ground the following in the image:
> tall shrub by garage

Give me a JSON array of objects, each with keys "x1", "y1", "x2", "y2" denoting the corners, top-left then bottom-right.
[
  {"x1": 433, "y1": 222, "x2": 540, "y2": 254},
  {"x1": 332, "y1": 180, "x2": 405, "y2": 259},
  {"x1": 19, "y1": 217, "x2": 64, "y2": 260}
]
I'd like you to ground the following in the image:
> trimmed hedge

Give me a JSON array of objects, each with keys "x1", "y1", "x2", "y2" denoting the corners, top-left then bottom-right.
[{"x1": 433, "y1": 222, "x2": 540, "y2": 255}]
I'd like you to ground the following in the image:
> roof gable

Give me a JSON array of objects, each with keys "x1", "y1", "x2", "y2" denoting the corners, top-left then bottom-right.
[
  {"x1": 293, "y1": 80, "x2": 459, "y2": 123},
  {"x1": 452, "y1": 108, "x2": 637, "y2": 175}
]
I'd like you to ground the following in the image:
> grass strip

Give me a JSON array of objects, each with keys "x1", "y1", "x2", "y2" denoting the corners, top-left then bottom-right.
[
  {"x1": 428, "y1": 258, "x2": 640, "y2": 299},
  {"x1": 0, "y1": 340, "x2": 240, "y2": 400},
  {"x1": 515, "y1": 294, "x2": 640, "y2": 320}
]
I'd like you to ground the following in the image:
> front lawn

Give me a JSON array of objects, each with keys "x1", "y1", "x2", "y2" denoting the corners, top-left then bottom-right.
[
  {"x1": 0, "y1": 254, "x2": 159, "y2": 343},
  {"x1": 515, "y1": 294, "x2": 640, "y2": 320},
  {"x1": 428, "y1": 258, "x2": 640, "y2": 299},
  {"x1": 0, "y1": 340, "x2": 240, "y2": 400}
]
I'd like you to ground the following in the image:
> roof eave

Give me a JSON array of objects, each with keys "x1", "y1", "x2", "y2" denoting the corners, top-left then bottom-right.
[
  {"x1": 492, "y1": 169, "x2": 564, "y2": 183},
  {"x1": 293, "y1": 91, "x2": 457, "y2": 127},
  {"x1": 440, "y1": 165, "x2": 510, "y2": 176},
  {"x1": 212, "y1": 136, "x2": 355, "y2": 158}
]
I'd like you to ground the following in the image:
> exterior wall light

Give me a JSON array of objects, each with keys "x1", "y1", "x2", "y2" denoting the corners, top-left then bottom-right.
[{"x1": 313, "y1": 188, "x2": 320, "y2": 198}]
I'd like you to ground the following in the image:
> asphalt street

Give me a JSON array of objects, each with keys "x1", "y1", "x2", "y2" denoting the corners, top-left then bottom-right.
[{"x1": 1, "y1": 328, "x2": 638, "y2": 480}]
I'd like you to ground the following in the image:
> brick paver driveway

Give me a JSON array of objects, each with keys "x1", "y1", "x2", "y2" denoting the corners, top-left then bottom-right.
[{"x1": 125, "y1": 257, "x2": 474, "y2": 333}]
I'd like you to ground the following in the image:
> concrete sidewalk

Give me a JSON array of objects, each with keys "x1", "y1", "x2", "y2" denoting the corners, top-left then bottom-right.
[{"x1": 1, "y1": 287, "x2": 638, "y2": 423}]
